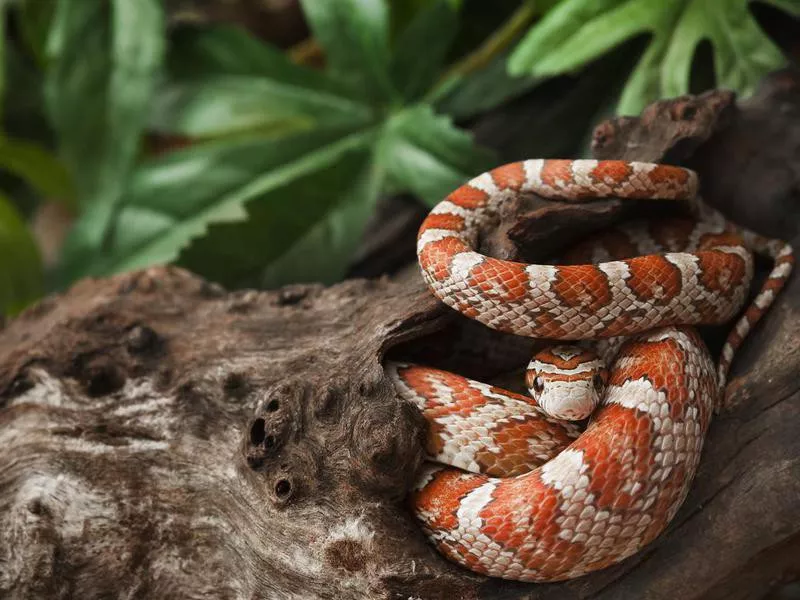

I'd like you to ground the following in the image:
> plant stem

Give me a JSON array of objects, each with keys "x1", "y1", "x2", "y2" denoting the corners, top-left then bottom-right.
[{"x1": 428, "y1": 0, "x2": 542, "y2": 100}]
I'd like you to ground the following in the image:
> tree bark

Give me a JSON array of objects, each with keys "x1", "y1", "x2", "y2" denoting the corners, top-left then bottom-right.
[{"x1": 2, "y1": 71, "x2": 800, "y2": 599}]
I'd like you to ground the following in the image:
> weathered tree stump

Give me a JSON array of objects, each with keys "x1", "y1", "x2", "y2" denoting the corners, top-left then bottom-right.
[{"x1": 2, "y1": 71, "x2": 799, "y2": 599}]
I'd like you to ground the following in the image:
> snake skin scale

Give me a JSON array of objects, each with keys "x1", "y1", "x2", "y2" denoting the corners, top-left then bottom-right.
[{"x1": 388, "y1": 159, "x2": 794, "y2": 582}]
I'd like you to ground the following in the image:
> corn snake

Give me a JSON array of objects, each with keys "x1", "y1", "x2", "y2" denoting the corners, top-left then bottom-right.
[{"x1": 387, "y1": 159, "x2": 794, "y2": 582}]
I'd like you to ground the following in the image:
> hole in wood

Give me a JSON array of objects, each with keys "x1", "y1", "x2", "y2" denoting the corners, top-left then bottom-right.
[
  {"x1": 250, "y1": 418, "x2": 266, "y2": 445},
  {"x1": 275, "y1": 479, "x2": 291, "y2": 498},
  {"x1": 86, "y1": 365, "x2": 126, "y2": 397}
]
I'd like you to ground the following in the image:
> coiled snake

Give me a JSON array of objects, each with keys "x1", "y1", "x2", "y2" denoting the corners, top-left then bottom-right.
[{"x1": 386, "y1": 160, "x2": 794, "y2": 582}]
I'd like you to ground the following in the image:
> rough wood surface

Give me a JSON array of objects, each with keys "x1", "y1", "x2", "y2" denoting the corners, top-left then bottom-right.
[{"x1": 2, "y1": 72, "x2": 800, "y2": 599}]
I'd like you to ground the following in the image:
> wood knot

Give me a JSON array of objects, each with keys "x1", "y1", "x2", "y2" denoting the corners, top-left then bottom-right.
[
  {"x1": 271, "y1": 472, "x2": 294, "y2": 505},
  {"x1": 26, "y1": 498, "x2": 49, "y2": 516},
  {"x1": 81, "y1": 359, "x2": 126, "y2": 397},
  {"x1": 591, "y1": 122, "x2": 615, "y2": 150},
  {"x1": 6, "y1": 372, "x2": 33, "y2": 399},
  {"x1": 223, "y1": 372, "x2": 250, "y2": 399},
  {"x1": 244, "y1": 395, "x2": 292, "y2": 472},
  {"x1": 670, "y1": 100, "x2": 699, "y2": 122},
  {"x1": 349, "y1": 400, "x2": 426, "y2": 500},
  {"x1": 126, "y1": 325, "x2": 161, "y2": 355}
]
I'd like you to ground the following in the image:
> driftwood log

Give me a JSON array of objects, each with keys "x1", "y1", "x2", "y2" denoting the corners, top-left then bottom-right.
[{"x1": 2, "y1": 71, "x2": 800, "y2": 599}]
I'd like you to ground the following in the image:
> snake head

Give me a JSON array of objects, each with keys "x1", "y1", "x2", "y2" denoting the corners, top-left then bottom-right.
[{"x1": 525, "y1": 344, "x2": 608, "y2": 421}]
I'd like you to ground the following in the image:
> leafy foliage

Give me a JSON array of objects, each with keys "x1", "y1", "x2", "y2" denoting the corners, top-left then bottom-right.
[
  {"x1": 509, "y1": 0, "x2": 799, "y2": 115},
  {"x1": 48, "y1": 0, "x2": 165, "y2": 277},
  {"x1": 0, "y1": 0, "x2": 793, "y2": 314},
  {"x1": 58, "y1": 0, "x2": 493, "y2": 287},
  {"x1": 0, "y1": 2, "x2": 63, "y2": 314}
]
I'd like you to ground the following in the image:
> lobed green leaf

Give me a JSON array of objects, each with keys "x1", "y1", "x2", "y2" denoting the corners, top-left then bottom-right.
[
  {"x1": 150, "y1": 75, "x2": 373, "y2": 140},
  {"x1": 435, "y1": 51, "x2": 542, "y2": 120},
  {"x1": 660, "y1": 0, "x2": 785, "y2": 100},
  {"x1": 54, "y1": 0, "x2": 500, "y2": 289},
  {"x1": 508, "y1": 0, "x2": 624, "y2": 76},
  {"x1": 300, "y1": 0, "x2": 396, "y2": 102},
  {"x1": 180, "y1": 149, "x2": 382, "y2": 288},
  {"x1": 59, "y1": 126, "x2": 376, "y2": 282},
  {"x1": 390, "y1": 0, "x2": 459, "y2": 102},
  {"x1": 46, "y1": 0, "x2": 165, "y2": 253},
  {"x1": 509, "y1": 0, "x2": 794, "y2": 115},
  {"x1": 151, "y1": 26, "x2": 374, "y2": 140},
  {"x1": 381, "y1": 105, "x2": 494, "y2": 207}
]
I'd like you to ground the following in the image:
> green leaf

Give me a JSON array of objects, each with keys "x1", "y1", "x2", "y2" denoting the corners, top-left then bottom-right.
[
  {"x1": 381, "y1": 105, "x2": 494, "y2": 206},
  {"x1": 46, "y1": 0, "x2": 165, "y2": 249},
  {"x1": 300, "y1": 0, "x2": 396, "y2": 102},
  {"x1": 18, "y1": 0, "x2": 57, "y2": 65},
  {"x1": 509, "y1": 0, "x2": 792, "y2": 115},
  {"x1": 435, "y1": 50, "x2": 541, "y2": 119},
  {"x1": 659, "y1": 1, "x2": 785, "y2": 102},
  {"x1": 3, "y1": 32, "x2": 50, "y2": 146},
  {"x1": 427, "y1": 0, "x2": 551, "y2": 114},
  {"x1": 54, "y1": 0, "x2": 500, "y2": 290},
  {"x1": 166, "y1": 25, "x2": 359, "y2": 93},
  {"x1": 58, "y1": 126, "x2": 376, "y2": 282},
  {"x1": 259, "y1": 158, "x2": 382, "y2": 287},
  {"x1": 0, "y1": 191, "x2": 43, "y2": 316},
  {"x1": 390, "y1": 0, "x2": 463, "y2": 38},
  {"x1": 153, "y1": 26, "x2": 373, "y2": 138},
  {"x1": 615, "y1": 32, "x2": 670, "y2": 115},
  {"x1": 150, "y1": 76, "x2": 373, "y2": 139},
  {"x1": 390, "y1": 0, "x2": 459, "y2": 101},
  {"x1": 151, "y1": 28, "x2": 373, "y2": 139},
  {"x1": 179, "y1": 147, "x2": 381, "y2": 288},
  {"x1": 0, "y1": 136, "x2": 75, "y2": 210},
  {"x1": 508, "y1": 0, "x2": 625, "y2": 76}
]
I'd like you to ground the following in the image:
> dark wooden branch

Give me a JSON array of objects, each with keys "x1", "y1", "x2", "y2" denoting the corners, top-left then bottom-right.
[{"x1": 2, "y1": 71, "x2": 800, "y2": 599}]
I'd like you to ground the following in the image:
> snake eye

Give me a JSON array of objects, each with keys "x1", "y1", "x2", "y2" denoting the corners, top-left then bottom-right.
[
  {"x1": 593, "y1": 374, "x2": 605, "y2": 393},
  {"x1": 532, "y1": 376, "x2": 544, "y2": 394}
]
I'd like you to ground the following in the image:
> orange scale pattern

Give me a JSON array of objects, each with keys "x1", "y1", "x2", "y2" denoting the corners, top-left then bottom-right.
[
  {"x1": 551, "y1": 265, "x2": 612, "y2": 311},
  {"x1": 400, "y1": 159, "x2": 793, "y2": 582},
  {"x1": 476, "y1": 418, "x2": 570, "y2": 477},
  {"x1": 413, "y1": 468, "x2": 483, "y2": 532},
  {"x1": 407, "y1": 328, "x2": 716, "y2": 581},
  {"x1": 418, "y1": 237, "x2": 469, "y2": 282},
  {"x1": 696, "y1": 250, "x2": 750, "y2": 297},
  {"x1": 448, "y1": 186, "x2": 489, "y2": 209},
  {"x1": 624, "y1": 255, "x2": 683, "y2": 305},
  {"x1": 490, "y1": 162, "x2": 527, "y2": 191},
  {"x1": 419, "y1": 213, "x2": 466, "y2": 234},
  {"x1": 390, "y1": 364, "x2": 579, "y2": 478},
  {"x1": 590, "y1": 160, "x2": 633, "y2": 187},
  {"x1": 468, "y1": 258, "x2": 531, "y2": 303}
]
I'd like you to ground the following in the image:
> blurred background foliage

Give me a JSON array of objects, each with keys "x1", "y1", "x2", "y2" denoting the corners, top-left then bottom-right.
[{"x1": 0, "y1": 0, "x2": 797, "y2": 316}]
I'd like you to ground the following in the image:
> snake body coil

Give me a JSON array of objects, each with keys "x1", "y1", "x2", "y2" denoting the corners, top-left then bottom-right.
[{"x1": 388, "y1": 159, "x2": 794, "y2": 581}]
